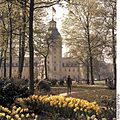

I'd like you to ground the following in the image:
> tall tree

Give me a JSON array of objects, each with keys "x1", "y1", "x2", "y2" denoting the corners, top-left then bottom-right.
[
  {"x1": 28, "y1": 0, "x2": 61, "y2": 94},
  {"x1": 18, "y1": 0, "x2": 27, "y2": 79},
  {"x1": 8, "y1": 1, "x2": 13, "y2": 79},
  {"x1": 0, "y1": 2, "x2": 10, "y2": 78},
  {"x1": 29, "y1": 0, "x2": 34, "y2": 94},
  {"x1": 102, "y1": 0, "x2": 116, "y2": 87},
  {"x1": 62, "y1": 0, "x2": 105, "y2": 84}
]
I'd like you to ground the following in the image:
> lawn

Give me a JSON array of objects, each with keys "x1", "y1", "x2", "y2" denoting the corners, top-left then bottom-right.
[{"x1": 51, "y1": 84, "x2": 116, "y2": 103}]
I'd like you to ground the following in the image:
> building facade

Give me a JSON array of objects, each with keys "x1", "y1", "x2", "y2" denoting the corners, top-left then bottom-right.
[{"x1": 46, "y1": 19, "x2": 80, "y2": 81}]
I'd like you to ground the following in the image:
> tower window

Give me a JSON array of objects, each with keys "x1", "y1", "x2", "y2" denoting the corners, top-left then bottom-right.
[
  {"x1": 16, "y1": 63, "x2": 18, "y2": 66},
  {"x1": 53, "y1": 48, "x2": 56, "y2": 51},
  {"x1": 54, "y1": 66, "x2": 56, "y2": 71}
]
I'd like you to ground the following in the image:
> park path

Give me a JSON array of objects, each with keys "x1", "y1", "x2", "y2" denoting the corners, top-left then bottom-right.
[{"x1": 59, "y1": 92, "x2": 77, "y2": 96}]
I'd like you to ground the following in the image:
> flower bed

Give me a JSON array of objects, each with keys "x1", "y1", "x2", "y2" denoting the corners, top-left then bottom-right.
[
  {"x1": 16, "y1": 95, "x2": 100, "y2": 119},
  {"x1": 0, "y1": 105, "x2": 38, "y2": 120},
  {"x1": 0, "y1": 94, "x2": 116, "y2": 119}
]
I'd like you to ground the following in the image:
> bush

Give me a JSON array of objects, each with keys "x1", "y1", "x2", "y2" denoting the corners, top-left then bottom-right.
[
  {"x1": 58, "y1": 79, "x2": 64, "y2": 86},
  {"x1": 98, "y1": 95, "x2": 116, "y2": 119},
  {"x1": 0, "y1": 79, "x2": 30, "y2": 107},
  {"x1": 107, "y1": 79, "x2": 116, "y2": 89},
  {"x1": 37, "y1": 80, "x2": 51, "y2": 92},
  {"x1": 51, "y1": 79, "x2": 57, "y2": 86}
]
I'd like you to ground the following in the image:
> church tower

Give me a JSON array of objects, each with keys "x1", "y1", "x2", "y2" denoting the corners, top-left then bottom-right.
[{"x1": 47, "y1": 19, "x2": 62, "y2": 80}]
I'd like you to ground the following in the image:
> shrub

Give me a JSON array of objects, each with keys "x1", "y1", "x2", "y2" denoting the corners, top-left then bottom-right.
[
  {"x1": 107, "y1": 79, "x2": 116, "y2": 89},
  {"x1": 59, "y1": 80, "x2": 64, "y2": 86},
  {"x1": 51, "y1": 79, "x2": 57, "y2": 86},
  {"x1": 98, "y1": 95, "x2": 116, "y2": 119},
  {"x1": 0, "y1": 79, "x2": 30, "y2": 107},
  {"x1": 37, "y1": 80, "x2": 51, "y2": 92}
]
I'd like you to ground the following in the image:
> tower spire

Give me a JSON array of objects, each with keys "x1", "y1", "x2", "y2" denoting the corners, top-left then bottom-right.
[{"x1": 52, "y1": 7, "x2": 56, "y2": 20}]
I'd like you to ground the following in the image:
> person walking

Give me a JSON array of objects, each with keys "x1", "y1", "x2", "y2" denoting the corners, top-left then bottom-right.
[{"x1": 66, "y1": 75, "x2": 72, "y2": 94}]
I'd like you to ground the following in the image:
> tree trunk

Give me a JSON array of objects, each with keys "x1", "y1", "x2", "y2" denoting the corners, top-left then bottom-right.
[
  {"x1": 86, "y1": 56, "x2": 90, "y2": 84},
  {"x1": 44, "y1": 56, "x2": 48, "y2": 80},
  {"x1": 112, "y1": 12, "x2": 116, "y2": 88},
  {"x1": 0, "y1": 52, "x2": 3, "y2": 77},
  {"x1": 18, "y1": 0, "x2": 26, "y2": 79},
  {"x1": 18, "y1": 28, "x2": 22, "y2": 78},
  {"x1": 4, "y1": 37, "x2": 9, "y2": 78},
  {"x1": 90, "y1": 56, "x2": 94, "y2": 84},
  {"x1": 29, "y1": 0, "x2": 34, "y2": 94},
  {"x1": 8, "y1": 2, "x2": 13, "y2": 80},
  {"x1": 86, "y1": 16, "x2": 94, "y2": 85},
  {"x1": 4, "y1": 50, "x2": 7, "y2": 78},
  {"x1": 98, "y1": 74, "x2": 100, "y2": 81}
]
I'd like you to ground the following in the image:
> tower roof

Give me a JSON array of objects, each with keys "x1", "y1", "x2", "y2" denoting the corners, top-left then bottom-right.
[{"x1": 48, "y1": 19, "x2": 61, "y2": 39}]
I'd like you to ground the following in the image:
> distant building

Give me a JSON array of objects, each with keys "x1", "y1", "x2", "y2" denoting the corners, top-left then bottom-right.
[
  {"x1": 45, "y1": 19, "x2": 80, "y2": 81},
  {"x1": 0, "y1": 19, "x2": 81, "y2": 81}
]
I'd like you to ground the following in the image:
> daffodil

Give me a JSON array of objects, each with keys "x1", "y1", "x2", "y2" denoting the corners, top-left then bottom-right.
[
  {"x1": 13, "y1": 106, "x2": 17, "y2": 110},
  {"x1": 15, "y1": 114, "x2": 19, "y2": 119},
  {"x1": 32, "y1": 113, "x2": 35, "y2": 117},
  {"x1": 6, "y1": 115, "x2": 11, "y2": 119},
  {"x1": 21, "y1": 114, "x2": 24, "y2": 118},
  {"x1": 26, "y1": 113, "x2": 30, "y2": 118},
  {"x1": 0, "y1": 112, "x2": 5, "y2": 117},
  {"x1": 74, "y1": 107, "x2": 79, "y2": 112}
]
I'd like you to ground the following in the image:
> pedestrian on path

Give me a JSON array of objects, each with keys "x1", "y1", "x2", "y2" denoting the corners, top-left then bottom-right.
[{"x1": 66, "y1": 75, "x2": 72, "y2": 94}]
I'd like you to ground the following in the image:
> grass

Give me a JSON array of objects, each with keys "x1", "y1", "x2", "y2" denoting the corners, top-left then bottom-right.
[{"x1": 51, "y1": 82, "x2": 116, "y2": 104}]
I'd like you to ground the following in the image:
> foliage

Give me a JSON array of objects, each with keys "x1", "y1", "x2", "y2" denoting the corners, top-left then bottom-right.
[
  {"x1": 50, "y1": 79, "x2": 57, "y2": 86},
  {"x1": 37, "y1": 80, "x2": 51, "y2": 92},
  {"x1": 0, "y1": 79, "x2": 30, "y2": 107},
  {"x1": 62, "y1": 0, "x2": 106, "y2": 84},
  {"x1": 98, "y1": 95, "x2": 116, "y2": 119},
  {"x1": 107, "y1": 81, "x2": 116, "y2": 89}
]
